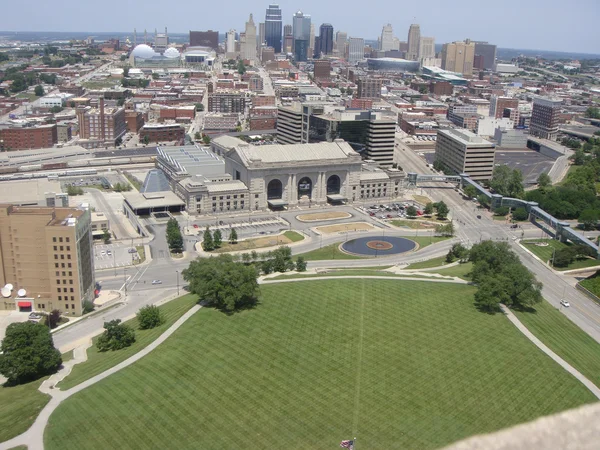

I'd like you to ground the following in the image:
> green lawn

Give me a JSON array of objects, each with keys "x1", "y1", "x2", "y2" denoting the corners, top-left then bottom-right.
[
  {"x1": 580, "y1": 271, "x2": 600, "y2": 297},
  {"x1": 299, "y1": 243, "x2": 364, "y2": 261},
  {"x1": 433, "y1": 262, "x2": 473, "y2": 280},
  {"x1": 0, "y1": 379, "x2": 50, "y2": 443},
  {"x1": 57, "y1": 294, "x2": 198, "y2": 390},
  {"x1": 389, "y1": 219, "x2": 435, "y2": 230},
  {"x1": 521, "y1": 239, "x2": 600, "y2": 271},
  {"x1": 405, "y1": 255, "x2": 448, "y2": 270},
  {"x1": 411, "y1": 235, "x2": 451, "y2": 249},
  {"x1": 514, "y1": 300, "x2": 600, "y2": 388},
  {"x1": 45, "y1": 280, "x2": 596, "y2": 450},
  {"x1": 283, "y1": 231, "x2": 304, "y2": 242}
]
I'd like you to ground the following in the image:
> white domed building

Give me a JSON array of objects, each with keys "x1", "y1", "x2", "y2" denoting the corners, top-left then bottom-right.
[
  {"x1": 163, "y1": 47, "x2": 180, "y2": 59},
  {"x1": 129, "y1": 44, "x2": 181, "y2": 68}
]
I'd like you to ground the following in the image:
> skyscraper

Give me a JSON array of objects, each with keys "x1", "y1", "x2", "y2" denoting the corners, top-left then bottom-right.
[
  {"x1": 380, "y1": 24, "x2": 394, "y2": 51},
  {"x1": 309, "y1": 23, "x2": 315, "y2": 58},
  {"x1": 441, "y1": 39, "x2": 475, "y2": 75},
  {"x1": 226, "y1": 30, "x2": 236, "y2": 57},
  {"x1": 242, "y1": 14, "x2": 257, "y2": 61},
  {"x1": 348, "y1": 37, "x2": 365, "y2": 64},
  {"x1": 418, "y1": 37, "x2": 435, "y2": 60},
  {"x1": 258, "y1": 22, "x2": 265, "y2": 53},
  {"x1": 319, "y1": 23, "x2": 334, "y2": 56},
  {"x1": 283, "y1": 24, "x2": 293, "y2": 53},
  {"x1": 530, "y1": 97, "x2": 562, "y2": 140},
  {"x1": 292, "y1": 10, "x2": 311, "y2": 61},
  {"x1": 407, "y1": 24, "x2": 421, "y2": 60},
  {"x1": 473, "y1": 41, "x2": 497, "y2": 70},
  {"x1": 335, "y1": 31, "x2": 347, "y2": 56},
  {"x1": 265, "y1": 4, "x2": 283, "y2": 53}
]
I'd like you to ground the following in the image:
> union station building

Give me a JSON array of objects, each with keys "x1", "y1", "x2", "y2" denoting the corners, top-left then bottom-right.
[{"x1": 153, "y1": 139, "x2": 406, "y2": 214}]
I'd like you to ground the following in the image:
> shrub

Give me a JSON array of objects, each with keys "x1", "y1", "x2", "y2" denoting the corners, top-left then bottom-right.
[{"x1": 137, "y1": 305, "x2": 164, "y2": 330}]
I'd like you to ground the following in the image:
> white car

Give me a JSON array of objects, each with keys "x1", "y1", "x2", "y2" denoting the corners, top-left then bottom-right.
[
  {"x1": 560, "y1": 300, "x2": 570, "y2": 307},
  {"x1": 151, "y1": 280, "x2": 162, "y2": 285}
]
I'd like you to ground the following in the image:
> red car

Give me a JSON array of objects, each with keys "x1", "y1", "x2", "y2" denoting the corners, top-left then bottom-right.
[
  {"x1": 193, "y1": 224, "x2": 199, "y2": 228},
  {"x1": 369, "y1": 212, "x2": 375, "y2": 216}
]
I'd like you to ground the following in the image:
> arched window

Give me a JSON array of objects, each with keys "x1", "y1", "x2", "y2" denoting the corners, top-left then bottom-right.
[
  {"x1": 297, "y1": 177, "x2": 312, "y2": 199},
  {"x1": 267, "y1": 179, "x2": 283, "y2": 200},
  {"x1": 327, "y1": 175, "x2": 341, "y2": 195}
]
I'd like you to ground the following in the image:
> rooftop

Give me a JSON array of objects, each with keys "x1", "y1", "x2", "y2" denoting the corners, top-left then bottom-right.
[
  {"x1": 157, "y1": 145, "x2": 225, "y2": 178},
  {"x1": 0, "y1": 179, "x2": 62, "y2": 205},
  {"x1": 438, "y1": 129, "x2": 495, "y2": 147},
  {"x1": 123, "y1": 191, "x2": 186, "y2": 209}
]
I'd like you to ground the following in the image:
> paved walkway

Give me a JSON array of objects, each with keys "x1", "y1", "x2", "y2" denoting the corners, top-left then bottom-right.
[
  {"x1": 261, "y1": 275, "x2": 469, "y2": 285},
  {"x1": 0, "y1": 304, "x2": 202, "y2": 450},
  {"x1": 501, "y1": 304, "x2": 600, "y2": 400}
]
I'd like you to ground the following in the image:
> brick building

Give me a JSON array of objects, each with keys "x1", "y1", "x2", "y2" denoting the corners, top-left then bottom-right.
[
  {"x1": 0, "y1": 124, "x2": 58, "y2": 150},
  {"x1": 125, "y1": 111, "x2": 145, "y2": 133},
  {"x1": 139, "y1": 123, "x2": 185, "y2": 143},
  {"x1": 357, "y1": 78, "x2": 382, "y2": 99},
  {"x1": 208, "y1": 91, "x2": 247, "y2": 113}
]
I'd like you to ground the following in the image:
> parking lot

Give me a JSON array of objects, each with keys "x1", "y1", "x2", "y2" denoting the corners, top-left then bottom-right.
[
  {"x1": 357, "y1": 201, "x2": 423, "y2": 220},
  {"x1": 494, "y1": 151, "x2": 554, "y2": 184},
  {"x1": 187, "y1": 216, "x2": 288, "y2": 240},
  {"x1": 94, "y1": 243, "x2": 140, "y2": 269}
]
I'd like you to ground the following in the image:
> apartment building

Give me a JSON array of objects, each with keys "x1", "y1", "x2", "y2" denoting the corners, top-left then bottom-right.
[
  {"x1": 530, "y1": 98, "x2": 562, "y2": 140},
  {"x1": 208, "y1": 91, "x2": 247, "y2": 113},
  {"x1": 435, "y1": 128, "x2": 496, "y2": 180},
  {"x1": 0, "y1": 123, "x2": 58, "y2": 150},
  {"x1": 76, "y1": 98, "x2": 126, "y2": 147},
  {"x1": 0, "y1": 205, "x2": 94, "y2": 316},
  {"x1": 357, "y1": 78, "x2": 382, "y2": 99}
]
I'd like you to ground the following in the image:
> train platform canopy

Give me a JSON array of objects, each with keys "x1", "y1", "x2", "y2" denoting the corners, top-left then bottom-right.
[
  {"x1": 123, "y1": 191, "x2": 186, "y2": 215},
  {"x1": 0, "y1": 145, "x2": 91, "y2": 167}
]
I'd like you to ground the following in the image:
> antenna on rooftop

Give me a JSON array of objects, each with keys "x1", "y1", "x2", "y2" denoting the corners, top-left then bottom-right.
[
  {"x1": 144, "y1": 29, "x2": 147, "y2": 44},
  {"x1": 134, "y1": 28, "x2": 137, "y2": 46}
]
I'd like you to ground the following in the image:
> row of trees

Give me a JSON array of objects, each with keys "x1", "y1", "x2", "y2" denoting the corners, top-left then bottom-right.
[
  {"x1": 166, "y1": 218, "x2": 184, "y2": 254},
  {"x1": 202, "y1": 226, "x2": 238, "y2": 251},
  {"x1": 469, "y1": 241, "x2": 542, "y2": 312},
  {"x1": 553, "y1": 244, "x2": 596, "y2": 268}
]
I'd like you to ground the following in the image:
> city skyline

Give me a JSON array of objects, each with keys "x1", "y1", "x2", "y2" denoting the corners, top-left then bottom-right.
[{"x1": 1, "y1": 0, "x2": 599, "y2": 54}]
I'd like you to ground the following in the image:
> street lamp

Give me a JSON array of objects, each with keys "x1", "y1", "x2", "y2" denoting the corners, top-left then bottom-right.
[{"x1": 176, "y1": 270, "x2": 180, "y2": 296}]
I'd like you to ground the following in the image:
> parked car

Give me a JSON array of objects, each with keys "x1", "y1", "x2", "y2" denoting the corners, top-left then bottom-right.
[
  {"x1": 369, "y1": 212, "x2": 375, "y2": 216},
  {"x1": 511, "y1": 224, "x2": 518, "y2": 229},
  {"x1": 560, "y1": 299, "x2": 570, "y2": 307},
  {"x1": 151, "y1": 280, "x2": 162, "y2": 285},
  {"x1": 106, "y1": 250, "x2": 112, "y2": 256},
  {"x1": 193, "y1": 224, "x2": 199, "y2": 229},
  {"x1": 128, "y1": 248, "x2": 137, "y2": 253}
]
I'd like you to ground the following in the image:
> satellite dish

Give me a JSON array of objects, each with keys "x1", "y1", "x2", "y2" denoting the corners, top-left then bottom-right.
[
  {"x1": 17, "y1": 289, "x2": 26, "y2": 297},
  {"x1": 5, "y1": 283, "x2": 13, "y2": 291},
  {"x1": 1, "y1": 287, "x2": 10, "y2": 298}
]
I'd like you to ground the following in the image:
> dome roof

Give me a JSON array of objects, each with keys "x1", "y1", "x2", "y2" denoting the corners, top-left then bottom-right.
[
  {"x1": 131, "y1": 44, "x2": 156, "y2": 59},
  {"x1": 163, "y1": 47, "x2": 180, "y2": 59}
]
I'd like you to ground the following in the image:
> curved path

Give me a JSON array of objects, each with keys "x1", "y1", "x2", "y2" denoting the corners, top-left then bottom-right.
[
  {"x1": 0, "y1": 304, "x2": 202, "y2": 450},
  {"x1": 500, "y1": 305, "x2": 600, "y2": 400}
]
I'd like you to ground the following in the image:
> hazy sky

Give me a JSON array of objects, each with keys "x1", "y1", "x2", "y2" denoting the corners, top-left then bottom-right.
[{"x1": 3, "y1": 0, "x2": 600, "y2": 54}]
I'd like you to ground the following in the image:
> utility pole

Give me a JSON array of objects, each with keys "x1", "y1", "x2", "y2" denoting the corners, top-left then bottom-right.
[{"x1": 176, "y1": 270, "x2": 180, "y2": 296}]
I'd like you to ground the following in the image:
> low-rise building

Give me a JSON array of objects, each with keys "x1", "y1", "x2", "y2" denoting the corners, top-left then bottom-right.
[
  {"x1": 435, "y1": 128, "x2": 496, "y2": 180},
  {"x1": 0, "y1": 123, "x2": 58, "y2": 150},
  {"x1": 139, "y1": 123, "x2": 185, "y2": 143}
]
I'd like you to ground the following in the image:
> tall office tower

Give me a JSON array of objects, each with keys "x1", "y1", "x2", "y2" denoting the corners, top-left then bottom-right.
[
  {"x1": 319, "y1": 23, "x2": 334, "y2": 55},
  {"x1": 265, "y1": 4, "x2": 283, "y2": 53},
  {"x1": 435, "y1": 129, "x2": 496, "y2": 181},
  {"x1": 335, "y1": 31, "x2": 347, "y2": 55},
  {"x1": 406, "y1": 24, "x2": 421, "y2": 60},
  {"x1": 283, "y1": 24, "x2": 293, "y2": 53},
  {"x1": 418, "y1": 36, "x2": 435, "y2": 59},
  {"x1": 441, "y1": 39, "x2": 475, "y2": 75},
  {"x1": 0, "y1": 205, "x2": 94, "y2": 317},
  {"x1": 242, "y1": 14, "x2": 257, "y2": 61},
  {"x1": 473, "y1": 41, "x2": 497, "y2": 70},
  {"x1": 348, "y1": 37, "x2": 365, "y2": 64},
  {"x1": 258, "y1": 22, "x2": 265, "y2": 53},
  {"x1": 226, "y1": 29, "x2": 237, "y2": 57},
  {"x1": 380, "y1": 24, "x2": 394, "y2": 51},
  {"x1": 154, "y1": 27, "x2": 169, "y2": 53},
  {"x1": 530, "y1": 97, "x2": 562, "y2": 140},
  {"x1": 366, "y1": 118, "x2": 396, "y2": 166},
  {"x1": 189, "y1": 30, "x2": 219, "y2": 49},
  {"x1": 292, "y1": 11, "x2": 311, "y2": 61},
  {"x1": 392, "y1": 37, "x2": 401, "y2": 51},
  {"x1": 309, "y1": 23, "x2": 315, "y2": 58}
]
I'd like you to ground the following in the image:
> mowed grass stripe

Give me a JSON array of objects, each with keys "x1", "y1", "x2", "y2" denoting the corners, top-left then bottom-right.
[
  {"x1": 46, "y1": 280, "x2": 597, "y2": 450},
  {"x1": 514, "y1": 300, "x2": 600, "y2": 388},
  {"x1": 58, "y1": 294, "x2": 199, "y2": 390}
]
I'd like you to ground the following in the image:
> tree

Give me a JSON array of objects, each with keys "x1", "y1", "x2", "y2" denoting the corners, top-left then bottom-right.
[
  {"x1": 195, "y1": 103, "x2": 204, "y2": 111},
  {"x1": 406, "y1": 205, "x2": 418, "y2": 217},
  {"x1": 572, "y1": 149, "x2": 587, "y2": 166},
  {"x1": 435, "y1": 201, "x2": 449, "y2": 220},
  {"x1": 137, "y1": 305, "x2": 164, "y2": 330},
  {"x1": 512, "y1": 207, "x2": 529, "y2": 221},
  {"x1": 585, "y1": 106, "x2": 600, "y2": 119},
  {"x1": 424, "y1": 202, "x2": 434, "y2": 216},
  {"x1": 463, "y1": 184, "x2": 477, "y2": 199},
  {"x1": 49, "y1": 105, "x2": 63, "y2": 113},
  {"x1": 83, "y1": 300, "x2": 95, "y2": 314},
  {"x1": 166, "y1": 218, "x2": 183, "y2": 253},
  {"x1": 490, "y1": 165, "x2": 524, "y2": 198},
  {"x1": 272, "y1": 246, "x2": 293, "y2": 273},
  {"x1": 202, "y1": 135, "x2": 211, "y2": 145},
  {"x1": 182, "y1": 254, "x2": 259, "y2": 312},
  {"x1": 0, "y1": 322, "x2": 62, "y2": 384},
  {"x1": 96, "y1": 319, "x2": 136, "y2": 352},
  {"x1": 578, "y1": 209, "x2": 600, "y2": 230},
  {"x1": 66, "y1": 185, "x2": 84, "y2": 196},
  {"x1": 152, "y1": 73, "x2": 159, "y2": 80},
  {"x1": 229, "y1": 228, "x2": 238, "y2": 244},
  {"x1": 213, "y1": 229, "x2": 223, "y2": 248},
  {"x1": 117, "y1": 97, "x2": 125, "y2": 107},
  {"x1": 474, "y1": 276, "x2": 510, "y2": 312},
  {"x1": 122, "y1": 66, "x2": 130, "y2": 77},
  {"x1": 47, "y1": 309, "x2": 61, "y2": 329},
  {"x1": 142, "y1": 135, "x2": 150, "y2": 145},
  {"x1": 202, "y1": 226, "x2": 214, "y2": 251},
  {"x1": 237, "y1": 60, "x2": 246, "y2": 75},
  {"x1": 446, "y1": 243, "x2": 469, "y2": 263},
  {"x1": 115, "y1": 136, "x2": 123, "y2": 146},
  {"x1": 34, "y1": 84, "x2": 45, "y2": 96},
  {"x1": 295, "y1": 256, "x2": 307, "y2": 272},
  {"x1": 494, "y1": 205, "x2": 510, "y2": 216},
  {"x1": 194, "y1": 131, "x2": 201, "y2": 140},
  {"x1": 537, "y1": 172, "x2": 552, "y2": 189}
]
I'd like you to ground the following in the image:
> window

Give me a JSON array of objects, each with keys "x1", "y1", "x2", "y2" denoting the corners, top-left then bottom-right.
[
  {"x1": 71, "y1": 297, "x2": 75, "y2": 301},
  {"x1": 70, "y1": 288, "x2": 74, "y2": 293},
  {"x1": 53, "y1": 237, "x2": 57, "y2": 243},
  {"x1": 255, "y1": 194, "x2": 259, "y2": 198},
  {"x1": 66, "y1": 246, "x2": 70, "y2": 251},
  {"x1": 67, "y1": 255, "x2": 71, "y2": 260},
  {"x1": 69, "y1": 272, "x2": 72, "y2": 276},
  {"x1": 69, "y1": 280, "x2": 73, "y2": 285},
  {"x1": 66, "y1": 237, "x2": 70, "y2": 243},
  {"x1": 60, "y1": 255, "x2": 64, "y2": 260},
  {"x1": 72, "y1": 304, "x2": 75, "y2": 310},
  {"x1": 53, "y1": 246, "x2": 57, "y2": 251},
  {"x1": 65, "y1": 304, "x2": 69, "y2": 309},
  {"x1": 59, "y1": 237, "x2": 63, "y2": 243},
  {"x1": 55, "y1": 263, "x2": 59, "y2": 268},
  {"x1": 58, "y1": 296, "x2": 62, "y2": 301},
  {"x1": 63, "y1": 280, "x2": 67, "y2": 285},
  {"x1": 61, "y1": 263, "x2": 65, "y2": 268},
  {"x1": 62, "y1": 271, "x2": 65, "y2": 276},
  {"x1": 56, "y1": 271, "x2": 59, "y2": 276}
]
